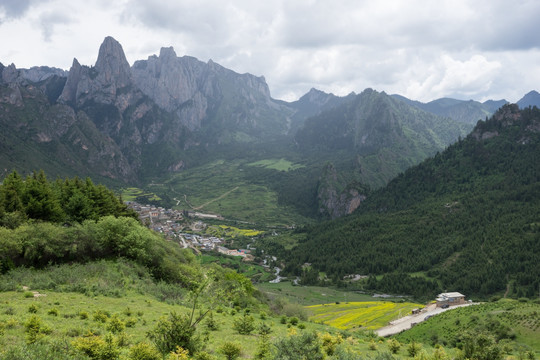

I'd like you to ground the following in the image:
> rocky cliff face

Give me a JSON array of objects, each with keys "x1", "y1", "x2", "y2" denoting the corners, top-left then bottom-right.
[
  {"x1": 317, "y1": 163, "x2": 367, "y2": 219},
  {"x1": 131, "y1": 45, "x2": 292, "y2": 138},
  {"x1": 59, "y1": 36, "x2": 132, "y2": 107}
]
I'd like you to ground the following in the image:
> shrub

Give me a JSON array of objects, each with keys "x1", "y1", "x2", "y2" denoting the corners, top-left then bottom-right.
[
  {"x1": 204, "y1": 312, "x2": 219, "y2": 331},
  {"x1": 79, "y1": 311, "x2": 89, "y2": 320},
  {"x1": 24, "y1": 315, "x2": 51, "y2": 344},
  {"x1": 5, "y1": 317, "x2": 18, "y2": 329},
  {"x1": 47, "y1": 308, "x2": 58, "y2": 316},
  {"x1": 107, "y1": 315, "x2": 125, "y2": 334},
  {"x1": 116, "y1": 331, "x2": 130, "y2": 347},
  {"x1": 28, "y1": 304, "x2": 39, "y2": 313},
  {"x1": 319, "y1": 332, "x2": 343, "y2": 356},
  {"x1": 258, "y1": 322, "x2": 272, "y2": 335},
  {"x1": 254, "y1": 334, "x2": 271, "y2": 360},
  {"x1": 232, "y1": 314, "x2": 255, "y2": 335},
  {"x1": 127, "y1": 342, "x2": 161, "y2": 360},
  {"x1": 368, "y1": 339, "x2": 378, "y2": 351},
  {"x1": 72, "y1": 333, "x2": 120, "y2": 360},
  {"x1": 218, "y1": 342, "x2": 242, "y2": 360},
  {"x1": 259, "y1": 311, "x2": 267, "y2": 320},
  {"x1": 289, "y1": 317, "x2": 299, "y2": 326},
  {"x1": 387, "y1": 338, "x2": 401, "y2": 354},
  {"x1": 168, "y1": 346, "x2": 190, "y2": 360},
  {"x1": 147, "y1": 312, "x2": 200, "y2": 355},
  {"x1": 274, "y1": 331, "x2": 325, "y2": 360},
  {"x1": 4, "y1": 307, "x2": 15, "y2": 315},
  {"x1": 125, "y1": 317, "x2": 137, "y2": 328},
  {"x1": 280, "y1": 315, "x2": 287, "y2": 324},
  {"x1": 93, "y1": 310, "x2": 109, "y2": 323},
  {"x1": 194, "y1": 351, "x2": 217, "y2": 360},
  {"x1": 24, "y1": 292, "x2": 34, "y2": 298},
  {"x1": 407, "y1": 340, "x2": 422, "y2": 357}
]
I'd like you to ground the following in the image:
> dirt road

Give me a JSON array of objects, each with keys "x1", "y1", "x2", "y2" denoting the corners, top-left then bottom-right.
[{"x1": 376, "y1": 303, "x2": 475, "y2": 337}]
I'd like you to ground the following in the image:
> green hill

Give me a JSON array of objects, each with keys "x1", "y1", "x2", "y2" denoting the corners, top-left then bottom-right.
[{"x1": 278, "y1": 104, "x2": 540, "y2": 300}]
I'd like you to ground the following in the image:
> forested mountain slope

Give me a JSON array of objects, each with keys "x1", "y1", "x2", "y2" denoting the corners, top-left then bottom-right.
[{"x1": 282, "y1": 104, "x2": 540, "y2": 299}]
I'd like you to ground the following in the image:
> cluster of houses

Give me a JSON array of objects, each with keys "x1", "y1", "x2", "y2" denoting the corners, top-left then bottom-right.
[
  {"x1": 127, "y1": 202, "x2": 184, "y2": 238},
  {"x1": 127, "y1": 201, "x2": 251, "y2": 258}
]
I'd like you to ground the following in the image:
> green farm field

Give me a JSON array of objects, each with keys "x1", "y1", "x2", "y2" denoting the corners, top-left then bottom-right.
[{"x1": 151, "y1": 159, "x2": 312, "y2": 226}]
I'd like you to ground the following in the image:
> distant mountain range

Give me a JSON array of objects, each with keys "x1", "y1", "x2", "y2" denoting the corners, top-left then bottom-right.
[{"x1": 1, "y1": 36, "x2": 538, "y2": 217}]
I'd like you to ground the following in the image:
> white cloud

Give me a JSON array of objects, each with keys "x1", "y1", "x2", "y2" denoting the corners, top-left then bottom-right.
[{"x1": 0, "y1": 0, "x2": 539, "y2": 102}]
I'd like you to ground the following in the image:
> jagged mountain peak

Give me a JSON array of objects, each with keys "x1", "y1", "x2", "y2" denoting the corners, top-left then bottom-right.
[
  {"x1": 159, "y1": 46, "x2": 177, "y2": 60},
  {"x1": 95, "y1": 36, "x2": 131, "y2": 87}
]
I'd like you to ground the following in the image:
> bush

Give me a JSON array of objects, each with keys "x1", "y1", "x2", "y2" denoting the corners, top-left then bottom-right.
[
  {"x1": 289, "y1": 317, "x2": 299, "y2": 326},
  {"x1": 147, "y1": 312, "x2": 200, "y2": 355},
  {"x1": 127, "y1": 342, "x2": 161, "y2": 360},
  {"x1": 4, "y1": 307, "x2": 15, "y2": 315},
  {"x1": 47, "y1": 308, "x2": 58, "y2": 316},
  {"x1": 106, "y1": 315, "x2": 125, "y2": 334},
  {"x1": 24, "y1": 315, "x2": 51, "y2": 344},
  {"x1": 28, "y1": 304, "x2": 39, "y2": 313},
  {"x1": 407, "y1": 341, "x2": 422, "y2": 357},
  {"x1": 387, "y1": 339, "x2": 401, "y2": 354},
  {"x1": 232, "y1": 314, "x2": 255, "y2": 335},
  {"x1": 273, "y1": 331, "x2": 325, "y2": 360},
  {"x1": 72, "y1": 333, "x2": 120, "y2": 360},
  {"x1": 125, "y1": 317, "x2": 137, "y2": 328},
  {"x1": 218, "y1": 342, "x2": 242, "y2": 360},
  {"x1": 93, "y1": 310, "x2": 109, "y2": 323},
  {"x1": 204, "y1": 311, "x2": 219, "y2": 331},
  {"x1": 258, "y1": 322, "x2": 272, "y2": 335},
  {"x1": 193, "y1": 351, "x2": 217, "y2": 360},
  {"x1": 79, "y1": 311, "x2": 89, "y2": 320}
]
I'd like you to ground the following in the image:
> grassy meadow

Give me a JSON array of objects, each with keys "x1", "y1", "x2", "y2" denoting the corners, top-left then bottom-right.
[
  {"x1": 246, "y1": 158, "x2": 305, "y2": 172},
  {"x1": 150, "y1": 159, "x2": 312, "y2": 226}
]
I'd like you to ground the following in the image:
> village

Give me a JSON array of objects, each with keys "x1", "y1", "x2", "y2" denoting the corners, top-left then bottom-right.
[{"x1": 126, "y1": 201, "x2": 253, "y2": 259}]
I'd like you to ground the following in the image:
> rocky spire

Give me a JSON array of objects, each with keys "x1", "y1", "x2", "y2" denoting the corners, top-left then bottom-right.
[
  {"x1": 95, "y1": 36, "x2": 132, "y2": 88},
  {"x1": 58, "y1": 58, "x2": 83, "y2": 105}
]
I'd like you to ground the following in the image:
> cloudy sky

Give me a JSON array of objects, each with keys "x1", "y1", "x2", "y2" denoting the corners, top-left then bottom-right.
[{"x1": 1, "y1": 0, "x2": 539, "y2": 102}]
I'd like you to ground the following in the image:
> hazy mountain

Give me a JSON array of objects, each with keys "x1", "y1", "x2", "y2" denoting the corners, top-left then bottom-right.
[
  {"x1": 517, "y1": 90, "x2": 540, "y2": 109},
  {"x1": 296, "y1": 89, "x2": 472, "y2": 186},
  {"x1": 392, "y1": 94, "x2": 508, "y2": 124},
  {"x1": 287, "y1": 87, "x2": 356, "y2": 129}
]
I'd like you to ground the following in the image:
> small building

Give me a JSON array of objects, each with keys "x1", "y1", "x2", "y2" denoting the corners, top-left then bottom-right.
[{"x1": 436, "y1": 292, "x2": 466, "y2": 307}]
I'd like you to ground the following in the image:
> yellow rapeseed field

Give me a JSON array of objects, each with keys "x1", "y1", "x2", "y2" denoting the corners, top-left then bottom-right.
[{"x1": 306, "y1": 301, "x2": 423, "y2": 330}]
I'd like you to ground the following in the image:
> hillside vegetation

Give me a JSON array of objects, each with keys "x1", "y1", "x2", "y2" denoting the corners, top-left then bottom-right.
[{"x1": 277, "y1": 104, "x2": 540, "y2": 300}]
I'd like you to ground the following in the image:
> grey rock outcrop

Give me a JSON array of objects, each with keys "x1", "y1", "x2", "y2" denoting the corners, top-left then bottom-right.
[{"x1": 317, "y1": 163, "x2": 367, "y2": 219}]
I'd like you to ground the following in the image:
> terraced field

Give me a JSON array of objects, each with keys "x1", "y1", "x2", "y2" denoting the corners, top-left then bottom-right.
[{"x1": 306, "y1": 301, "x2": 423, "y2": 330}]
